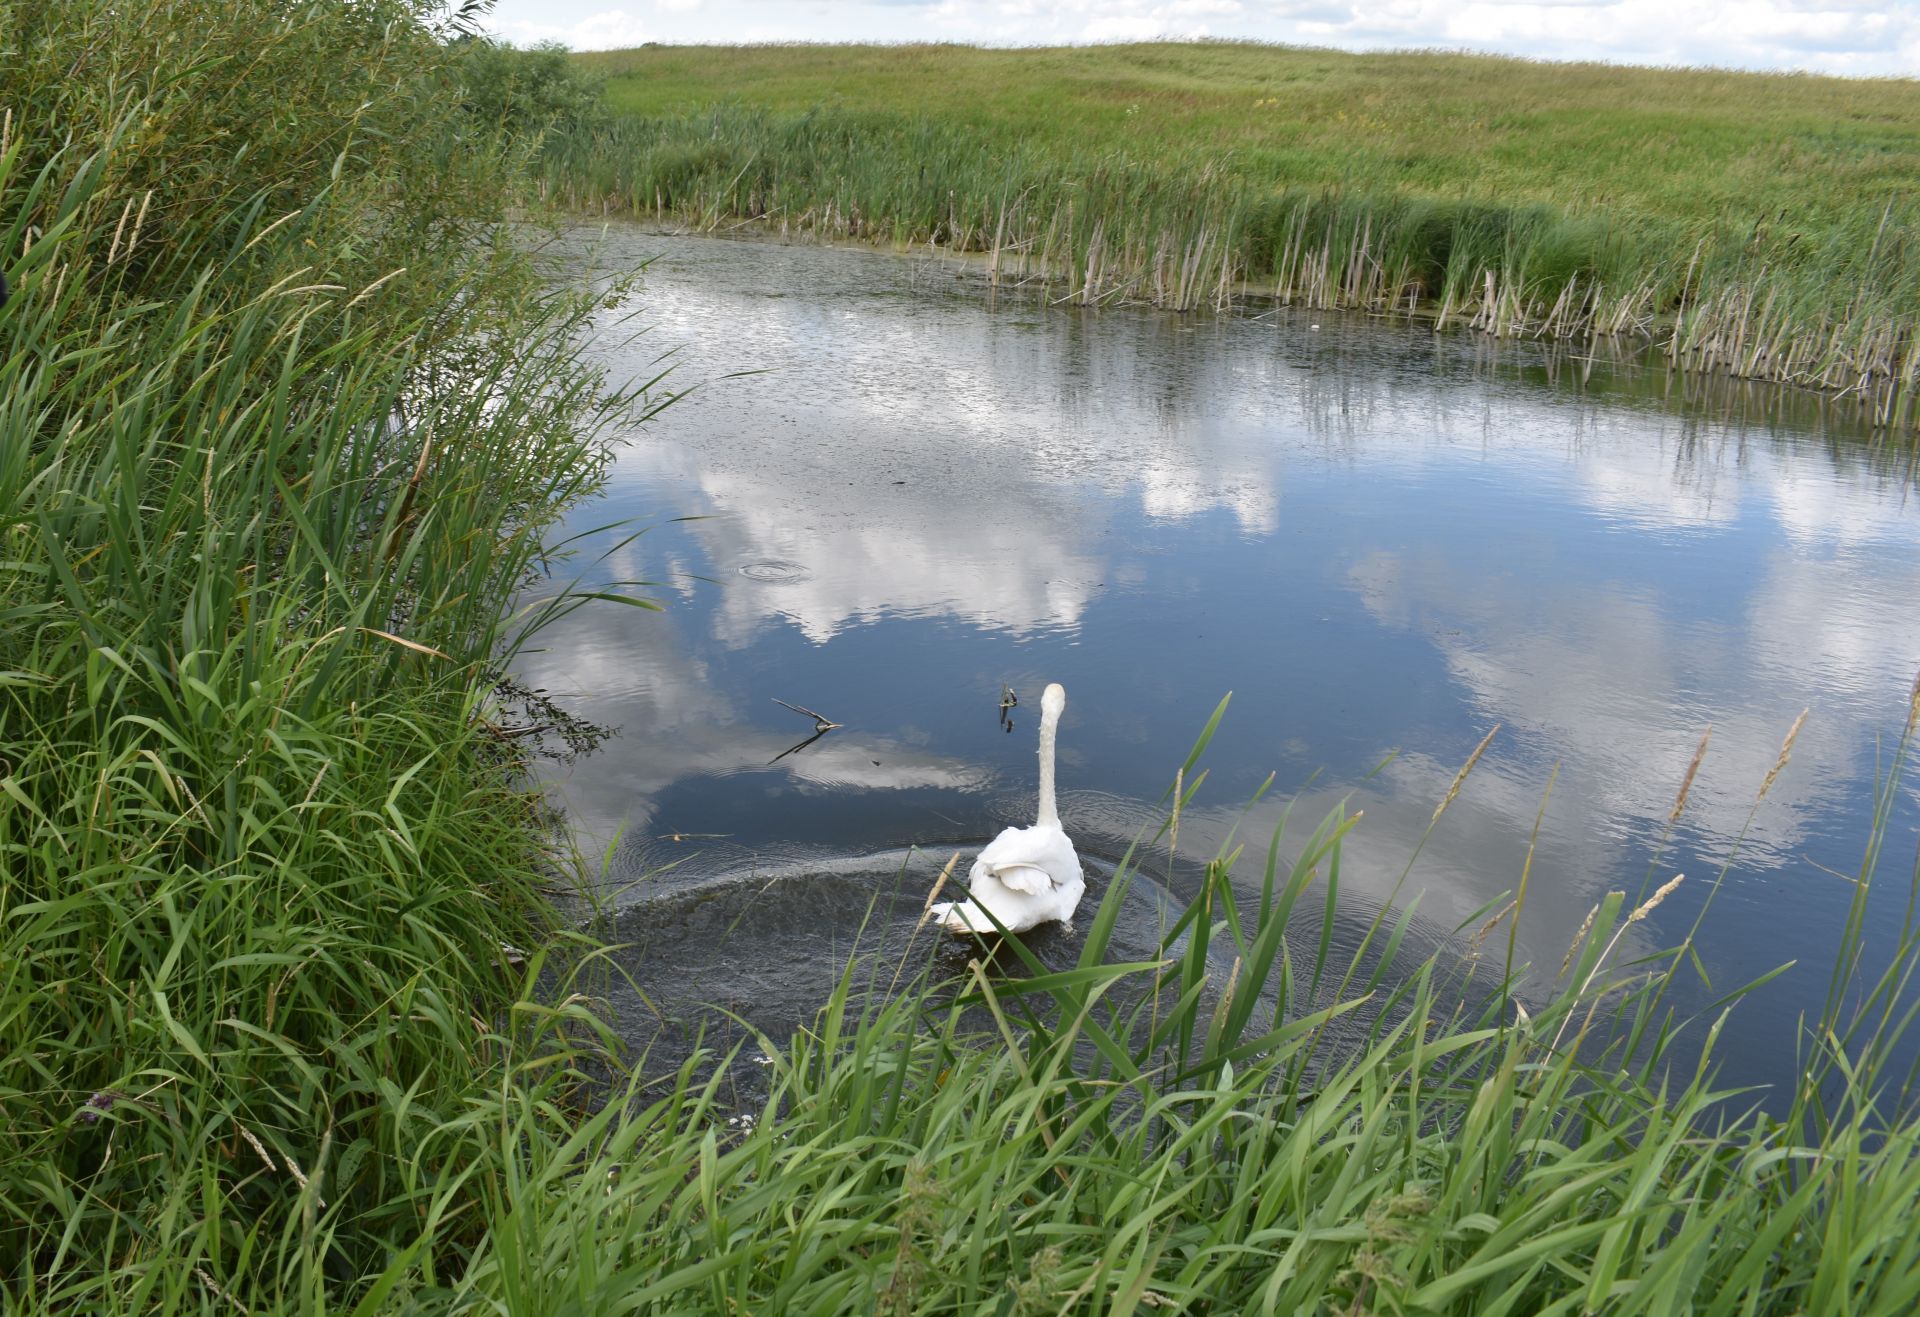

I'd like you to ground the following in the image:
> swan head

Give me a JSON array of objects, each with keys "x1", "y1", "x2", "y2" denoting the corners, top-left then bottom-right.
[{"x1": 1041, "y1": 682, "x2": 1066, "y2": 721}]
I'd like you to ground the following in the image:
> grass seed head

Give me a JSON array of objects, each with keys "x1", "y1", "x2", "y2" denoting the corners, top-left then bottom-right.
[
  {"x1": 1669, "y1": 725, "x2": 1712, "y2": 822},
  {"x1": 1758, "y1": 709, "x2": 1808, "y2": 802},
  {"x1": 1629, "y1": 873, "x2": 1685, "y2": 924}
]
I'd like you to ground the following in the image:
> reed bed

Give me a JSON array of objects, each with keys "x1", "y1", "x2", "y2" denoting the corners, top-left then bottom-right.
[{"x1": 556, "y1": 43, "x2": 1920, "y2": 429}]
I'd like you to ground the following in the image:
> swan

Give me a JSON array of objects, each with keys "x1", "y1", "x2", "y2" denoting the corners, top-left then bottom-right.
[{"x1": 931, "y1": 682, "x2": 1084, "y2": 935}]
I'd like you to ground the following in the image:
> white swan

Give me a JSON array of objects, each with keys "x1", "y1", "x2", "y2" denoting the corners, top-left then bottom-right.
[{"x1": 931, "y1": 682, "x2": 1084, "y2": 935}]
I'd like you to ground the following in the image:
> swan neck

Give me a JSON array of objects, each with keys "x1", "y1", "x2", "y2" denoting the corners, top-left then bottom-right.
[{"x1": 1035, "y1": 699, "x2": 1061, "y2": 828}]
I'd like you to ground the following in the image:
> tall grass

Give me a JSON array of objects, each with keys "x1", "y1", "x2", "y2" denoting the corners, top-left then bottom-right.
[
  {"x1": 554, "y1": 43, "x2": 1920, "y2": 429},
  {"x1": 361, "y1": 688, "x2": 1920, "y2": 1313},
  {"x1": 1, "y1": 1, "x2": 647, "y2": 1306}
]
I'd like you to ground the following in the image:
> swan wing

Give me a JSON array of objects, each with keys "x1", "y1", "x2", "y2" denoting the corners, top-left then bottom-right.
[
  {"x1": 976, "y1": 824, "x2": 1082, "y2": 895},
  {"x1": 989, "y1": 863, "x2": 1053, "y2": 895}
]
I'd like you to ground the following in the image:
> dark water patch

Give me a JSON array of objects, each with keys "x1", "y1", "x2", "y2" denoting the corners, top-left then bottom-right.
[{"x1": 567, "y1": 845, "x2": 1435, "y2": 1112}]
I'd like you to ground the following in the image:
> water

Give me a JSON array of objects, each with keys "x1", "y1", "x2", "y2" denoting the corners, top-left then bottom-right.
[{"x1": 519, "y1": 225, "x2": 1920, "y2": 1097}]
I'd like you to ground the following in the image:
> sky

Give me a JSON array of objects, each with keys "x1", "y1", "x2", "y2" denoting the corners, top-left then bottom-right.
[{"x1": 479, "y1": 0, "x2": 1919, "y2": 76}]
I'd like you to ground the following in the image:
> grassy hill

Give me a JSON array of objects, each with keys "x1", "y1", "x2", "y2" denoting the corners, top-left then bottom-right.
[
  {"x1": 582, "y1": 43, "x2": 1918, "y2": 228},
  {"x1": 561, "y1": 42, "x2": 1920, "y2": 425}
]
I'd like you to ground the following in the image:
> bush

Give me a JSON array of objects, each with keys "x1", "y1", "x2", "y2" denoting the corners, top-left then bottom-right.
[{"x1": 458, "y1": 40, "x2": 609, "y2": 146}]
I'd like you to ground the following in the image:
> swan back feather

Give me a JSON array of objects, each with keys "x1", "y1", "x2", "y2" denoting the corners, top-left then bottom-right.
[{"x1": 929, "y1": 682, "x2": 1083, "y2": 935}]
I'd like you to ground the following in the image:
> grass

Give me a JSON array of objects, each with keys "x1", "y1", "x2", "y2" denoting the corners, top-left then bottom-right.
[
  {"x1": 556, "y1": 41, "x2": 1920, "y2": 427},
  {"x1": 372, "y1": 691, "x2": 1920, "y2": 1313},
  {"x1": 1, "y1": 0, "x2": 648, "y2": 1305},
  {"x1": 13, "y1": 10, "x2": 1920, "y2": 1309}
]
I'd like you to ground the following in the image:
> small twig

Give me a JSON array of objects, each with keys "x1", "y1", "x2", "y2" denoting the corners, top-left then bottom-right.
[
  {"x1": 771, "y1": 697, "x2": 841, "y2": 731},
  {"x1": 482, "y1": 720, "x2": 557, "y2": 740},
  {"x1": 194, "y1": 1268, "x2": 250, "y2": 1314},
  {"x1": 769, "y1": 727, "x2": 831, "y2": 765}
]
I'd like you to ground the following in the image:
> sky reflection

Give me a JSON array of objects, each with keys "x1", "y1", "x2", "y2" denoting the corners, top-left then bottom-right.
[{"x1": 520, "y1": 226, "x2": 1920, "y2": 1092}]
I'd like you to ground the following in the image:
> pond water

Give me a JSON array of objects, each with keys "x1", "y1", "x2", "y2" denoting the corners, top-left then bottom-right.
[{"x1": 519, "y1": 225, "x2": 1920, "y2": 1099}]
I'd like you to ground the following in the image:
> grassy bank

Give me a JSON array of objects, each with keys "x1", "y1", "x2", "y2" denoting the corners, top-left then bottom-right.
[
  {"x1": 1, "y1": 1, "x2": 640, "y2": 1305},
  {"x1": 557, "y1": 42, "x2": 1920, "y2": 428}
]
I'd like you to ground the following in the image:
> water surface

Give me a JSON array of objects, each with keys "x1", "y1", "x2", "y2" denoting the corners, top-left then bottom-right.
[{"x1": 521, "y1": 227, "x2": 1920, "y2": 1095}]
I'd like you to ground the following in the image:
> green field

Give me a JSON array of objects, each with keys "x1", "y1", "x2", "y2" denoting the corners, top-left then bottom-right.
[{"x1": 563, "y1": 42, "x2": 1920, "y2": 426}]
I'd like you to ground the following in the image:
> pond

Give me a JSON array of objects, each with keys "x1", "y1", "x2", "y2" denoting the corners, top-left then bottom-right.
[{"x1": 518, "y1": 225, "x2": 1920, "y2": 1099}]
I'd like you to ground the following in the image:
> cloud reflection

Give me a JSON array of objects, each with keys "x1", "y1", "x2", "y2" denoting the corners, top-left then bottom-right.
[{"x1": 533, "y1": 229, "x2": 1920, "y2": 1013}]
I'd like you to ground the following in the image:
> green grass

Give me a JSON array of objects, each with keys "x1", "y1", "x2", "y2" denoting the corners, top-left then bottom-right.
[
  {"x1": 1, "y1": 1, "x2": 648, "y2": 1305},
  {"x1": 558, "y1": 42, "x2": 1920, "y2": 427}
]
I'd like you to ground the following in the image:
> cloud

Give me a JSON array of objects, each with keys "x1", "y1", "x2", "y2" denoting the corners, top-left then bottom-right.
[
  {"x1": 492, "y1": 7, "x2": 653, "y2": 49},
  {"x1": 1083, "y1": 14, "x2": 1211, "y2": 40},
  {"x1": 512, "y1": 596, "x2": 988, "y2": 859},
  {"x1": 485, "y1": 0, "x2": 1920, "y2": 73},
  {"x1": 1306, "y1": 0, "x2": 1919, "y2": 74}
]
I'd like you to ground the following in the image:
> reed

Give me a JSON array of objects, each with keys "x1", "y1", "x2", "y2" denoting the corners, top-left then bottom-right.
[{"x1": 555, "y1": 42, "x2": 1920, "y2": 428}]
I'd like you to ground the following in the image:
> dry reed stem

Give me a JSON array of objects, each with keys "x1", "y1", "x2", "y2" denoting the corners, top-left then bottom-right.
[
  {"x1": 282, "y1": 1147, "x2": 325, "y2": 1207},
  {"x1": 357, "y1": 627, "x2": 451, "y2": 661},
  {"x1": 1670, "y1": 727, "x2": 1712, "y2": 822},
  {"x1": 300, "y1": 759, "x2": 331, "y2": 806},
  {"x1": 1551, "y1": 874, "x2": 1684, "y2": 1054},
  {"x1": 128, "y1": 188, "x2": 152, "y2": 259},
  {"x1": 1629, "y1": 872, "x2": 1686, "y2": 924},
  {"x1": 1207, "y1": 956, "x2": 1244, "y2": 1044},
  {"x1": 235, "y1": 1122, "x2": 278, "y2": 1173},
  {"x1": 194, "y1": 1268, "x2": 250, "y2": 1314},
  {"x1": 348, "y1": 266, "x2": 408, "y2": 308},
  {"x1": 106, "y1": 194, "x2": 134, "y2": 265},
  {"x1": 1170, "y1": 765, "x2": 1184, "y2": 868},
  {"x1": 1469, "y1": 898, "x2": 1518, "y2": 954}
]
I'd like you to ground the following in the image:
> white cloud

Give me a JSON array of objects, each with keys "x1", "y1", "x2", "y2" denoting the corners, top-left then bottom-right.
[
  {"x1": 1303, "y1": 0, "x2": 1918, "y2": 74},
  {"x1": 492, "y1": 6, "x2": 653, "y2": 49},
  {"x1": 1082, "y1": 16, "x2": 1171, "y2": 40},
  {"x1": 483, "y1": 0, "x2": 1920, "y2": 73}
]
